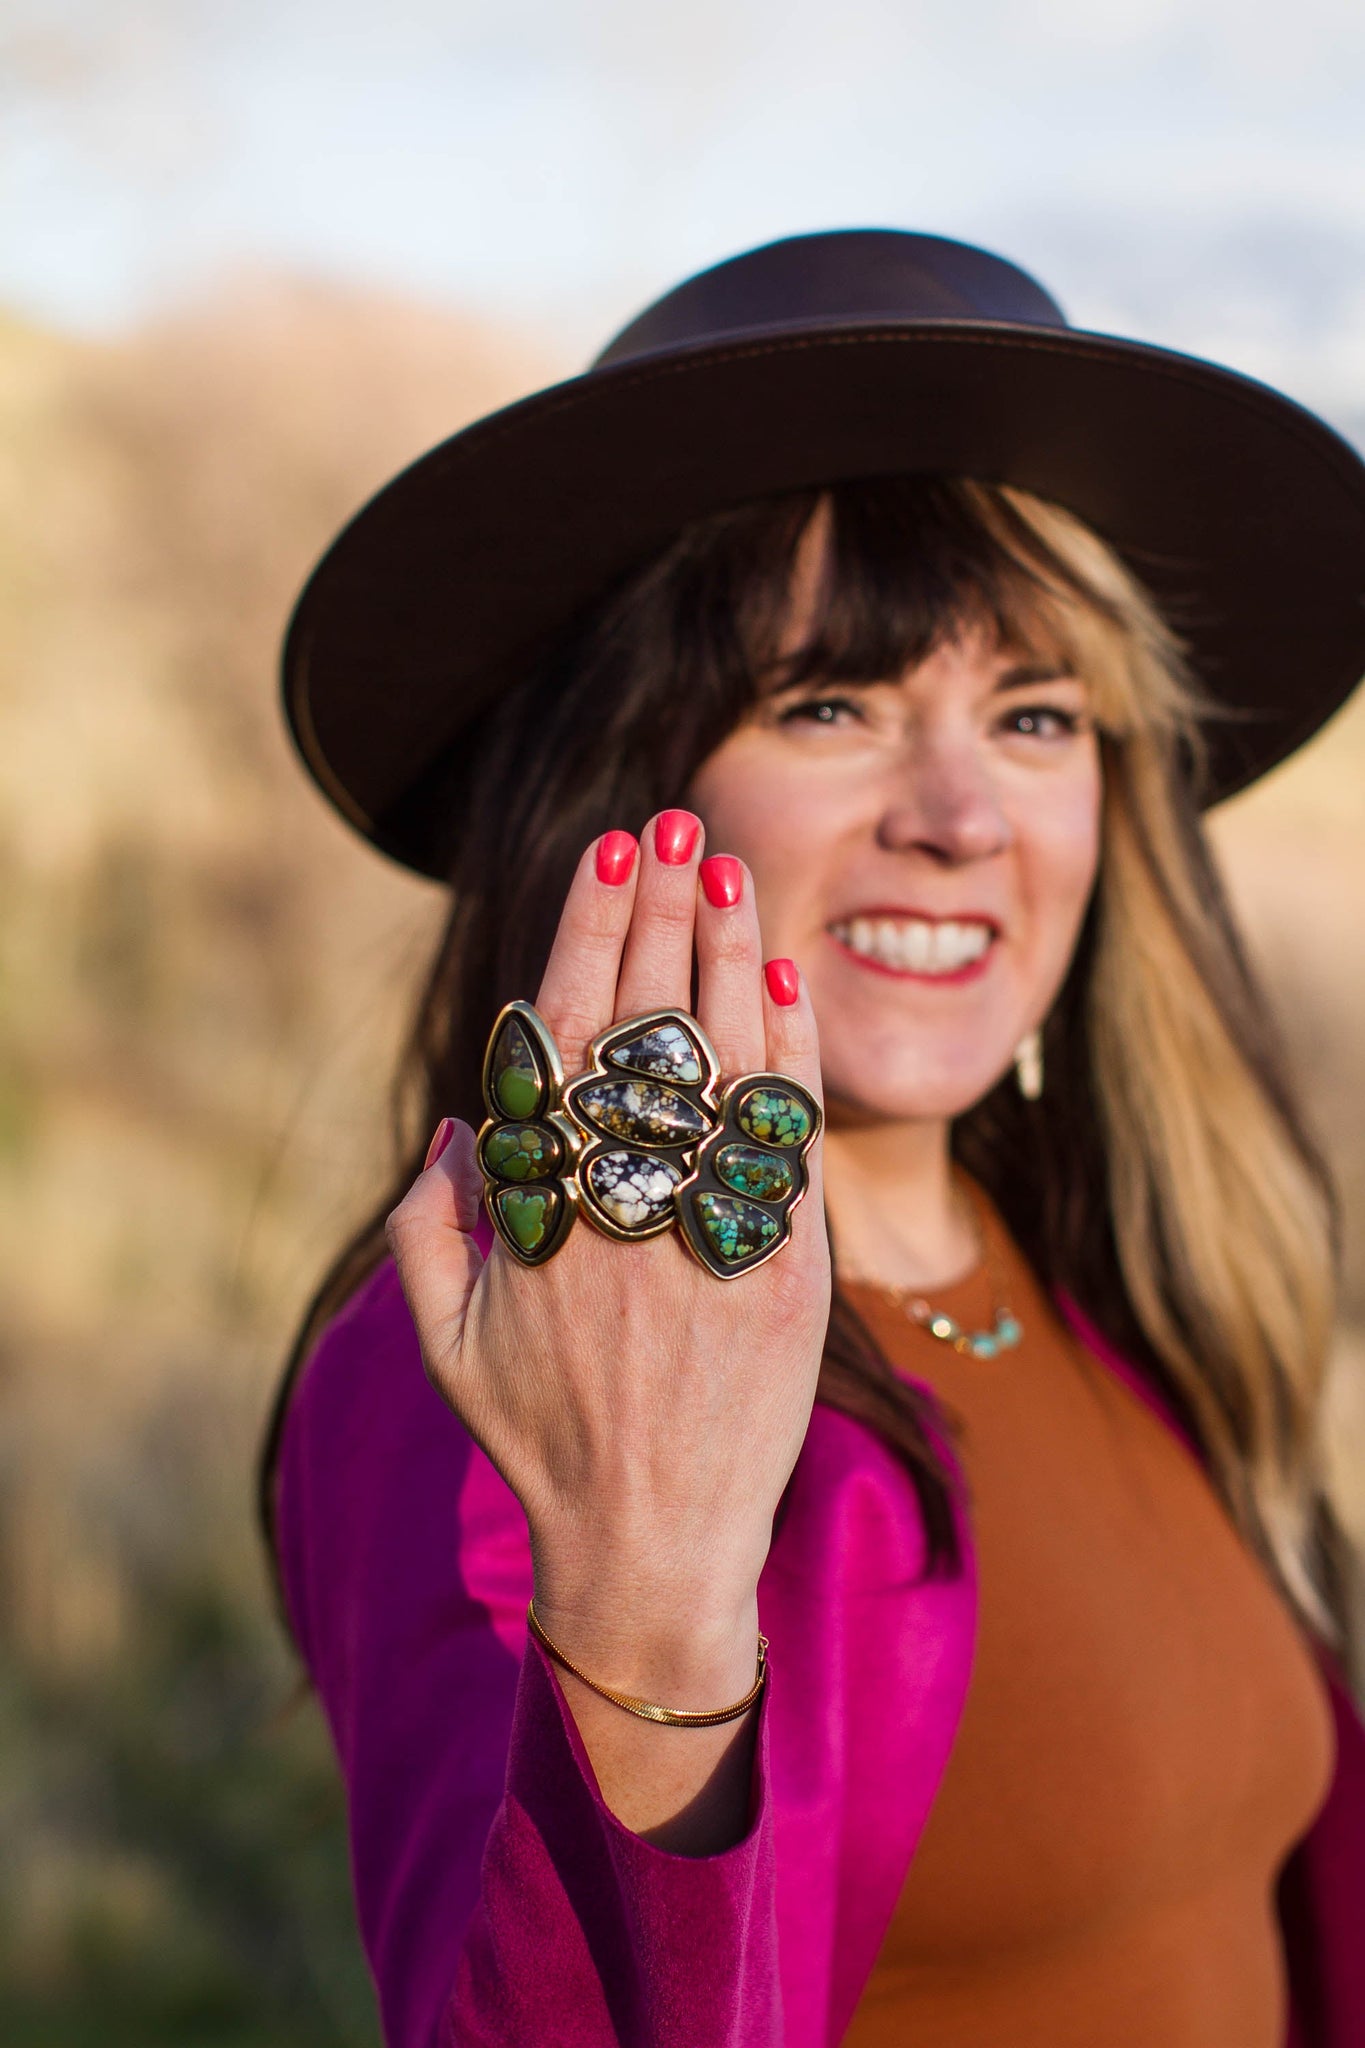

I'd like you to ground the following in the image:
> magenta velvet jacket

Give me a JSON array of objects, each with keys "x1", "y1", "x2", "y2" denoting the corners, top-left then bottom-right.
[{"x1": 275, "y1": 1244, "x2": 1365, "y2": 2048}]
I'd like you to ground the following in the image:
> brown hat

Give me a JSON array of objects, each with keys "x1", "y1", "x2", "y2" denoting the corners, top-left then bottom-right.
[{"x1": 282, "y1": 228, "x2": 1365, "y2": 878}]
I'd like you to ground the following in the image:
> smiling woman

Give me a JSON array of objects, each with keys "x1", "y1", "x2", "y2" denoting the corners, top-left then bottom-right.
[{"x1": 260, "y1": 233, "x2": 1365, "y2": 2047}]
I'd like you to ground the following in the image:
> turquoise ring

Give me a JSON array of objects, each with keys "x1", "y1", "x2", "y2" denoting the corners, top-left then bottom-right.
[
  {"x1": 673, "y1": 1070, "x2": 822, "y2": 1279},
  {"x1": 563, "y1": 1009, "x2": 722, "y2": 1243},
  {"x1": 478, "y1": 1001, "x2": 821, "y2": 1277},
  {"x1": 476, "y1": 1001, "x2": 583, "y2": 1265}
]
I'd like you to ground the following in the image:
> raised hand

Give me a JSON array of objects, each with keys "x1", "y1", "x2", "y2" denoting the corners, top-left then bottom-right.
[{"x1": 385, "y1": 810, "x2": 830, "y2": 1847}]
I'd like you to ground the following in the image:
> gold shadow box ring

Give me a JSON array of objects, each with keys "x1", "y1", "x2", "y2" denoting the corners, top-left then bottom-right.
[
  {"x1": 673, "y1": 1071, "x2": 822, "y2": 1280},
  {"x1": 476, "y1": 1001, "x2": 583, "y2": 1266},
  {"x1": 562, "y1": 1009, "x2": 722, "y2": 1244}
]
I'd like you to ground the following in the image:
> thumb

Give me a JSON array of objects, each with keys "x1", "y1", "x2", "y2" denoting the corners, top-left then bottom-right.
[{"x1": 386, "y1": 1118, "x2": 486, "y2": 1386}]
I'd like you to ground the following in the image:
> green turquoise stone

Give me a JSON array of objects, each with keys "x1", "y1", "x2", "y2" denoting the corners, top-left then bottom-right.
[
  {"x1": 736, "y1": 1086, "x2": 812, "y2": 1149},
  {"x1": 608, "y1": 1023, "x2": 704, "y2": 1087},
  {"x1": 492, "y1": 1015, "x2": 543, "y2": 1120},
  {"x1": 694, "y1": 1192, "x2": 781, "y2": 1265},
  {"x1": 483, "y1": 1121, "x2": 560, "y2": 1182},
  {"x1": 968, "y1": 1333, "x2": 999, "y2": 1358},
  {"x1": 996, "y1": 1315, "x2": 1022, "y2": 1348},
  {"x1": 496, "y1": 1184, "x2": 558, "y2": 1253},
  {"x1": 714, "y1": 1143, "x2": 794, "y2": 1203},
  {"x1": 574, "y1": 1077, "x2": 709, "y2": 1146}
]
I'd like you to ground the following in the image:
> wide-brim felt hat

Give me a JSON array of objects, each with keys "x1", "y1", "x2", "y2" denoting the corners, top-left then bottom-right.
[{"x1": 283, "y1": 228, "x2": 1365, "y2": 878}]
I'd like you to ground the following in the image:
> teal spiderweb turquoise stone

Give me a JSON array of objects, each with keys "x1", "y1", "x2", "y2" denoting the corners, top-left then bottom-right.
[
  {"x1": 574, "y1": 1077, "x2": 709, "y2": 1146},
  {"x1": 607, "y1": 1023, "x2": 704, "y2": 1087},
  {"x1": 482, "y1": 1122, "x2": 561, "y2": 1182},
  {"x1": 736, "y1": 1086, "x2": 812, "y2": 1148},
  {"x1": 495, "y1": 1184, "x2": 560, "y2": 1254},
  {"x1": 714, "y1": 1143, "x2": 794, "y2": 1203},
  {"x1": 491, "y1": 1014, "x2": 544, "y2": 1120},
  {"x1": 694, "y1": 1192, "x2": 781, "y2": 1265}
]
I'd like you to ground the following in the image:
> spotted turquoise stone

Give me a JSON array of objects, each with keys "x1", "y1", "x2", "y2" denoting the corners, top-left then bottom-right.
[
  {"x1": 967, "y1": 1333, "x2": 999, "y2": 1358},
  {"x1": 574, "y1": 1078, "x2": 709, "y2": 1146},
  {"x1": 483, "y1": 1121, "x2": 560, "y2": 1182},
  {"x1": 586, "y1": 1148, "x2": 681, "y2": 1229},
  {"x1": 492, "y1": 1015, "x2": 544, "y2": 1120},
  {"x1": 495, "y1": 1184, "x2": 558, "y2": 1253},
  {"x1": 736, "y1": 1086, "x2": 812, "y2": 1149},
  {"x1": 694, "y1": 1191, "x2": 781, "y2": 1265},
  {"x1": 714, "y1": 1143, "x2": 794, "y2": 1203},
  {"x1": 608, "y1": 1023, "x2": 704, "y2": 1087},
  {"x1": 996, "y1": 1314, "x2": 1023, "y2": 1348}
]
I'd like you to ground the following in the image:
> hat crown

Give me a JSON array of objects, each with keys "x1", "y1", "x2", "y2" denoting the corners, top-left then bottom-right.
[{"x1": 594, "y1": 229, "x2": 1069, "y2": 370}]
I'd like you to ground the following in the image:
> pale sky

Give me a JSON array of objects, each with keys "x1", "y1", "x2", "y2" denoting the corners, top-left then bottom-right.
[{"x1": 4, "y1": 0, "x2": 1365, "y2": 427}]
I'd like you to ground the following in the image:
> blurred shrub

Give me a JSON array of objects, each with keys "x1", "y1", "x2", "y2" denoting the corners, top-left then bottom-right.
[{"x1": 0, "y1": 282, "x2": 550, "y2": 2042}]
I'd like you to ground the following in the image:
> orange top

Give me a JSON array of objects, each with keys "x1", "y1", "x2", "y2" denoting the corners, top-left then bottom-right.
[{"x1": 840, "y1": 1177, "x2": 1335, "y2": 2048}]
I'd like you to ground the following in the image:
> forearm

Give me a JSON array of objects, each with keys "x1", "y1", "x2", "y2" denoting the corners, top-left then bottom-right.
[
  {"x1": 532, "y1": 1591, "x2": 764, "y2": 1851},
  {"x1": 531, "y1": 1526, "x2": 767, "y2": 1850}
]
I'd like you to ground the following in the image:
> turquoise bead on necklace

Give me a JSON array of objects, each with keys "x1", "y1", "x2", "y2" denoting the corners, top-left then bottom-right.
[
  {"x1": 851, "y1": 1173, "x2": 1024, "y2": 1360},
  {"x1": 907, "y1": 1300, "x2": 1023, "y2": 1359}
]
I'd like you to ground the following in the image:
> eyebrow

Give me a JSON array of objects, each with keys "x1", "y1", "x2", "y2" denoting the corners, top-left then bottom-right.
[{"x1": 995, "y1": 660, "x2": 1078, "y2": 690}]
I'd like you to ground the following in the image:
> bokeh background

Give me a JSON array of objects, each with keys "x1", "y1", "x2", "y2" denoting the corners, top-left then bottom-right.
[{"x1": 3, "y1": 3, "x2": 1364, "y2": 2041}]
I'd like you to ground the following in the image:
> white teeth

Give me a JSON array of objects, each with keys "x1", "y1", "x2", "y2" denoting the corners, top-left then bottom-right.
[{"x1": 832, "y1": 916, "x2": 994, "y2": 975}]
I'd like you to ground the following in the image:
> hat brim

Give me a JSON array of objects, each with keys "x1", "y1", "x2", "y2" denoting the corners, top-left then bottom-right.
[{"x1": 283, "y1": 319, "x2": 1365, "y2": 878}]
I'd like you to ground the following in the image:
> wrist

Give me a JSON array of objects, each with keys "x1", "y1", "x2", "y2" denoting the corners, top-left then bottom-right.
[
  {"x1": 528, "y1": 1574, "x2": 761, "y2": 1710},
  {"x1": 528, "y1": 1598, "x2": 767, "y2": 1727}
]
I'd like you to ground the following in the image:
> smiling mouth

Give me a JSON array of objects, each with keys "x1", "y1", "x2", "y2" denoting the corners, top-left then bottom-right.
[{"x1": 828, "y1": 915, "x2": 997, "y2": 977}]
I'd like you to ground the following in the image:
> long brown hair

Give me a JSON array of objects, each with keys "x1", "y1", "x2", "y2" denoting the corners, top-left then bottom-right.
[{"x1": 259, "y1": 476, "x2": 1355, "y2": 1655}]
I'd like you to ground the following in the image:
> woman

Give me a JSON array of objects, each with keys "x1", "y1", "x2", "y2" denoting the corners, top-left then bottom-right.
[{"x1": 262, "y1": 232, "x2": 1365, "y2": 2046}]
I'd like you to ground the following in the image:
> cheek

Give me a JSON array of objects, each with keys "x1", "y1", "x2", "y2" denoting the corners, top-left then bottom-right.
[
  {"x1": 1017, "y1": 775, "x2": 1103, "y2": 957},
  {"x1": 689, "y1": 741, "x2": 838, "y2": 901}
]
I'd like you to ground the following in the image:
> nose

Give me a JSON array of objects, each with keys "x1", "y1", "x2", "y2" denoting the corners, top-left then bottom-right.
[{"x1": 875, "y1": 734, "x2": 1011, "y2": 865}]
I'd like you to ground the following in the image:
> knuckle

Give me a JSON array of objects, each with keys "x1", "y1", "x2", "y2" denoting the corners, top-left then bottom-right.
[
  {"x1": 539, "y1": 1000, "x2": 601, "y2": 1057},
  {"x1": 762, "y1": 1256, "x2": 817, "y2": 1338},
  {"x1": 637, "y1": 889, "x2": 696, "y2": 940},
  {"x1": 385, "y1": 1195, "x2": 417, "y2": 1254},
  {"x1": 706, "y1": 917, "x2": 761, "y2": 968}
]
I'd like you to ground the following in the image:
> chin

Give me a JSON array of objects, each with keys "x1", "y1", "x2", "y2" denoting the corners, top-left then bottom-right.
[{"x1": 823, "y1": 1056, "x2": 1013, "y2": 1125}]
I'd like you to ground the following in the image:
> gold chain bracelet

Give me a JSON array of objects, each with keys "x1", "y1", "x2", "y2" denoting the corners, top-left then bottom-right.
[{"x1": 526, "y1": 1601, "x2": 769, "y2": 1728}]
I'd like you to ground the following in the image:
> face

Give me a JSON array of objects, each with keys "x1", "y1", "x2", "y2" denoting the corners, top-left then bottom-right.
[{"x1": 687, "y1": 513, "x2": 1103, "y2": 1126}]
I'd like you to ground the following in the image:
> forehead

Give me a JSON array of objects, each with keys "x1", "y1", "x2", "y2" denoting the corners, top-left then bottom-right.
[{"x1": 773, "y1": 497, "x2": 1079, "y2": 681}]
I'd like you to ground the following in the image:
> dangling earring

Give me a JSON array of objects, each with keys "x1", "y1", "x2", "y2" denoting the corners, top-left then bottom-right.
[{"x1": 1014, "y1": 1028, "x2": 1043, "y2": 1101}]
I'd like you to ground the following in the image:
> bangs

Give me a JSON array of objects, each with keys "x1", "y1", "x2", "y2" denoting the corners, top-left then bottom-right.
[{"x1": 731, "y1": 476, "x2": 1204, "y2": 747}]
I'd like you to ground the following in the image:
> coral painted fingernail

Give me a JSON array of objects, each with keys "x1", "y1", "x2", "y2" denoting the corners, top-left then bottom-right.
[
  {"x1": 764, "y1": 959, "x2": 800, "y2": 1007},
  {"x1": 655, "y1": 810, "x2": 700, "y2": 865},
  {"x1": 700, "y1": 855, "x2": 743, "y2": 908},
  {"x1": 596, "y1": 830, "x2": 637, "y2": 885},
  {"x1": 424, "y1": 1117, "x2": 456, "y2": 1170}
]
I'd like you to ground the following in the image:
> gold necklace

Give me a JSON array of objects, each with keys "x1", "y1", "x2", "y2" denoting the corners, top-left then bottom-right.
[{"x1": 848, "y1": 1173, "x2": 1024, "y2": 1360}]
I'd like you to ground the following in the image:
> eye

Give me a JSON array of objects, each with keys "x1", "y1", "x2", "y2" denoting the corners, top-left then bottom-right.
[
  {"x1": 776, "y1": 694, "x2": 865, "y2": 727},
  {"x1": 1000, "y1": 702, "x2": 1082, "y2": 739}
]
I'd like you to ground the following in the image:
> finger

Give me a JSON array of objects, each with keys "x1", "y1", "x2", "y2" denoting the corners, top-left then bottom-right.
[
  {"x1": 761, "y1": 957, "x2": 823, "y2": 1103},
  {"x1": 613, "y1": 809, "x2": 705, "y2": 1020},
  {"x1": 534, "y1": 831, "x2": 639, "y2": 1075},
  {"x1": 385, "y1": 1119, "x2": 486, "y2": 1390},
  {"x1": 693, "y1": 855, "x2": 765, "y2": 1077},
  {"x1": 759, "y1": 960, "x2": 828, "y2": 1247}
]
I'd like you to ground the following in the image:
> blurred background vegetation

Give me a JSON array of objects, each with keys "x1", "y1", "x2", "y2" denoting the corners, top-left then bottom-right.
[{"x1": 0, "y1": 288, "x2": 548, "y2": 2043}]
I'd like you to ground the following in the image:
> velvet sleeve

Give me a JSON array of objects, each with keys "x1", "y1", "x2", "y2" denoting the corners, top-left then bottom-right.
[{"x1": 273, "y1": 1260, "x2": 783, "y2": 2048}]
